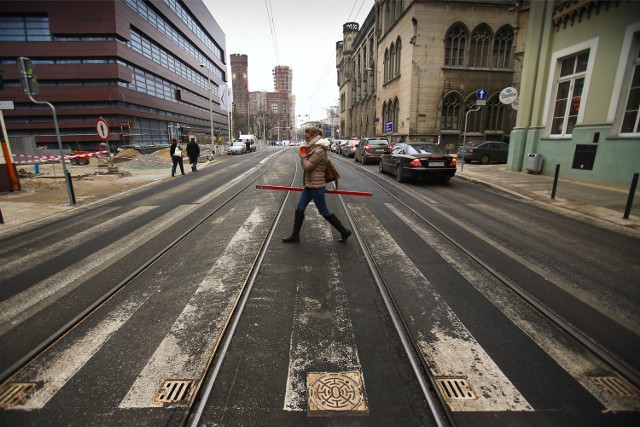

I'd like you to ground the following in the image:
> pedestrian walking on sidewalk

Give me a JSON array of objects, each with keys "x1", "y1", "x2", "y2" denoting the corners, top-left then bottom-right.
[
  {"x1": 186, "y1": 137, "x2": 200, "y2": 172},
  {"x1": 282, "y1": 127, "x2": 351, "y2": 244},
  {"x1": 170, "y1": 138, "x2": 185, "y2": 176}
]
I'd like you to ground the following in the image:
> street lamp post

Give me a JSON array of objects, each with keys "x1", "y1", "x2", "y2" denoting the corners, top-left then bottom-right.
[
  {"x1": 461, "y1": 105, "x2": 481, "y2": 172},
  {"x1": 199, "y1": 64, "x2": 215, "y2": 155}
]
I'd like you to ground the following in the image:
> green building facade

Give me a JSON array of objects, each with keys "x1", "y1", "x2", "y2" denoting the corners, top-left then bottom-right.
[{"x1": 510, "y1": 0, "x2": 640, "y2": 188}]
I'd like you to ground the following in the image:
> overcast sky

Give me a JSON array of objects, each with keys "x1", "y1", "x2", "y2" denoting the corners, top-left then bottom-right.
[{"x1": 203, "y1": 0, "x2": 374, "y2": 123}]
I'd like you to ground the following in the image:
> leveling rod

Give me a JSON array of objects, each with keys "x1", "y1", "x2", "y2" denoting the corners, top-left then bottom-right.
[{"x1": 256, "y1": 185, "x2": 372, "y2": 197}]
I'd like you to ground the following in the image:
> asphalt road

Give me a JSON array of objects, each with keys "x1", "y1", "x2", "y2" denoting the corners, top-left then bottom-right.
[{"x1": 0, "y1": 148, "x2": 638, "y2": 426}]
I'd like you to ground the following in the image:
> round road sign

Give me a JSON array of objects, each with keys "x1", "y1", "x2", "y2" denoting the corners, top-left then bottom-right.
[
  {"x1": 499, "y1": 87, "x2": 518, "y2": 104},
  {"x1": 96, "y1": 118, "x2": 110, "y2": 140}
]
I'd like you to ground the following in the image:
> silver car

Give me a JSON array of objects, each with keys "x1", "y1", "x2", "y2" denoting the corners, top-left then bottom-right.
[{"x1": 228, "y1": 141, "x2": 246, "y2": 155}]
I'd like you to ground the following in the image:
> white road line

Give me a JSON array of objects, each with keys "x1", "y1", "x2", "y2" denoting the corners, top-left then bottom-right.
[
  {"x1": 6, "y1": 212, "x2": 230, "y2": 410},
  {"x1": 349, "y1": 203, "x2": 532, "y2": 412},
  {"x1": 388, "y1": 202, "x2": 640, "y2": 412},
  {"x1": 283, "y1": 211, "x2": 362, "y2": 411},
  {"x1": 120, "y1": 207, "x2": 267, "y2": 408}
]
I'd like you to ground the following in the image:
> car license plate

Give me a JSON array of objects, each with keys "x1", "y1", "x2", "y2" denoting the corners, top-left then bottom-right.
[
  {"x1": 430, "y1": 161, "x2": 445, "y2": 167},
  {"x1": 375, "y1": 149, "x2": 384, "y2": 153}
]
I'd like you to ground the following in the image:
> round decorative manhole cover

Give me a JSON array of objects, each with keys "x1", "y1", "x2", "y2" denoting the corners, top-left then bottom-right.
[{"x1": 307, "y1": 371, "x2": 368, "y2": 415}]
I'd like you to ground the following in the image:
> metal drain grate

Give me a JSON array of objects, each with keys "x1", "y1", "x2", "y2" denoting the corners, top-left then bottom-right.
[
  {"x1": 590, "y1": 376, "x2": 640, "y2": 398},
  {"x1": 0, "y1": 383, "x2": 36, "y2": 409},
  {"x1": 153, "y1": 380, "x2": 193, "y2": 404},
  {"x1": 435, "y1": 377, "x2": 477, "y2": 401}
]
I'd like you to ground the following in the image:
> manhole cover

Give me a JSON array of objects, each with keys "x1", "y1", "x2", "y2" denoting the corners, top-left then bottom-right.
[
  {"x1": 307, "y1": 371, "x2": 368, "y2": 416},
  {"x1": 153, "y1": 380, "x2": 193, "y2": 404},
  {"x1": 590, "y1": 376, "x2": 640, "y2": 398},
  {"x1": 0, "y1": 383, "x2": 36, "y2": 409},
  {"x1": 435, "y1": 377, "x2": 478, "y2": 401}
]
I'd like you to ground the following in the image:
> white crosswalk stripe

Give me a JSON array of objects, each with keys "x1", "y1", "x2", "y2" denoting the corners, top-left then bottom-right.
[{"x1": 349, "y1": 202, "x2": 532, "y2": 412}]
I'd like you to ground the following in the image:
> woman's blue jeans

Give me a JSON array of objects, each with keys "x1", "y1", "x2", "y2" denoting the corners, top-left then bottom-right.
[{"x1": 296, "y1": 187, "x2": 332, "y2": 217}]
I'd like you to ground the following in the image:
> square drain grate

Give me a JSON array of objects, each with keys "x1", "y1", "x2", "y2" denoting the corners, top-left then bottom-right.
[
  {"x1": 435, "y1": 377, "x2": 478, "y2": 401},
  {"x1": 307, "y1": 371, "x2": 369, "y2": 416},
  {"x1": 153, "y1": 380, "x2": 194, "y2": 404},
  {"x1": 0, "y1": 383, "x2": 36, "y2": 409},
  {"x1": 590, "y1": 376, "x2": 640, "y2": 398}
]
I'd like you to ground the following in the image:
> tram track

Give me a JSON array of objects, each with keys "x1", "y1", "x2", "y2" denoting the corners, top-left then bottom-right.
[
  {"x1": 333, "y1": 154, "x2": 640, "y2": 401},
  {"x1": 0, "y1": 150, "x2": 290, "y2": 390}
]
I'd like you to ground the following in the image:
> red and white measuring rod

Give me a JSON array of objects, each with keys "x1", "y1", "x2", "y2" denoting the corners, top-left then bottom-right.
[{"x1": 256, "y1": 185, "x2": 372, "y2": 197}]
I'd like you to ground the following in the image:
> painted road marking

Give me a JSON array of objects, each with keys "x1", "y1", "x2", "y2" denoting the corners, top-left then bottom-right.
[
  {"x1": 120, "y1": 207, "x2": 267, "y2": 408},
  {"x1": 388, "y1": 202, "x2": 640, "y2": 412},
  {"x1": 3, "y1": 211, "x2": 230, "y2": 410},
  {"x1": 349, "y1": 203, "x2": 532, "y2": 412},
  {"x1": 283, "y1": 211, "x2": 363, "y2": 412}
]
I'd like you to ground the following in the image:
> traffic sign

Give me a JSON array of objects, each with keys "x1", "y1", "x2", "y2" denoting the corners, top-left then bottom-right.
[
  {"x1": 385, "y1": 121, "x2": 393, "y2": 132},
  {"x1": 96, "y1": 118, "x2": 110, "y2": 140},
  {"x1": 499, "y1": 87, "x2": 518, "y2": 104},
  {"x1": 0, "y1": 101, "x2": 14, "y2": 110},
  {"x1": 476, "y1": 88, "x2": 487, "y2": 100}
]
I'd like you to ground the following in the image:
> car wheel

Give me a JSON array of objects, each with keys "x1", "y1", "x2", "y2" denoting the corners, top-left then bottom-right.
[
  {"x1": 70, "y1": 158, "x2": 78, "y2": 165},
  {"x1": 395, "y1": 165, "x2": 404, "y2": 182},
  {"x1": 480, "y1": 154, "x2": 490, "y2": 164},
  {"x1": 379, "y1": 162, "x2": 384, "y2": 174}
]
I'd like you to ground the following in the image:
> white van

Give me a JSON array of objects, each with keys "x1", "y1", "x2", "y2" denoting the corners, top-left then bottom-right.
[{"x1": 239, "y1": 134, "x2": 257, "y2": 152}]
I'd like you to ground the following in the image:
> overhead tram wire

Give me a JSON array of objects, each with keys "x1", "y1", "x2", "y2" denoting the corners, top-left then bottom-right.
[
  {"x1": 308, "y1": 0, "x2": 369, "y2": 113},
  {"x1": 264, "y1": 0, "x2": 280, "y2": 65}
]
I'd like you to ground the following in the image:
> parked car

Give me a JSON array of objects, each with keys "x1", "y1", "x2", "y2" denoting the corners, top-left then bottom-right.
[
  {"x1": 354, "y1": 137, "x2": 391, "y2": 164},
  {"x1": 336, "y1": 139, "x2": 349, "y2": 154},
  {"x1": 379, "y1": 142, "x2": 457, "y2": 183},
  {"x1": 228, "y1": 141, "x2": 246, "y2": 155},
  {"x1": 457, "y1": 141, "x2": 509, "y2": 164},
  {"x1": 340, "y1": 139, "x2": 359, "y2": 157}
]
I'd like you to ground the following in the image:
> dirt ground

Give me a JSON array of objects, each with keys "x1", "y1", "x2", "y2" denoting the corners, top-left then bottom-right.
[{"x1": 8, "y1": 150, "x2": 169, "y2": 205}]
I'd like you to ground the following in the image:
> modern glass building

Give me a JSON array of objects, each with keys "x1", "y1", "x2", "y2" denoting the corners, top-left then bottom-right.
[{"x1": 0, "y1": 0, "x2": 228, "y2": 150}]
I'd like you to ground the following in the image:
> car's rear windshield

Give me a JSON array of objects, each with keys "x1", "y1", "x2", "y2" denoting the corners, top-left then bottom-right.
[{"x1": 407, "y1": 144, "x2": 444, "y2": 154}]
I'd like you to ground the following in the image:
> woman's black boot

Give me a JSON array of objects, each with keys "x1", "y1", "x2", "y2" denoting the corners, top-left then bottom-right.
[
  {"x1": 282, "y1": 210, "x2": 304, "y2": 243},
  {"x1": 325, "y1": 214, "x2": 351, "y2": 243}
]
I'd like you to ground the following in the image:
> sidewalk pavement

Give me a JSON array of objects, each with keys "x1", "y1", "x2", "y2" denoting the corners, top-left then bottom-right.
[{"x1": 1, "y1": 157, "x2": 639, "y2": 239}]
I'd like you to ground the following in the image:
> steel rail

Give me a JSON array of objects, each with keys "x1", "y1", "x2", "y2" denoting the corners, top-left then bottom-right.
[
  {"x1": 339, "y1": 155, "x2": 640, "y2": 391},
  {"x1": 335, "y1": 182, "x2": 453, "y2": 427},
  {"x1": 186, "y1": 151, "x2": 299, "y2": 426},
  {"x1": 0, "y1": 150, "x2": 288, "y2": 387}
]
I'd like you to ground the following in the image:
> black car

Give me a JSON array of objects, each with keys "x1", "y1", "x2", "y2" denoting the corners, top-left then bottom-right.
[
  {"x1": 379, "y1": 143, "x2": 457, "y2": 183},
  {"x1": 354, "y1": 137, "x2": 391, "y2": 164},
  {"x1": 457, "y1": 141, "x2": 509, "y2": 164}
]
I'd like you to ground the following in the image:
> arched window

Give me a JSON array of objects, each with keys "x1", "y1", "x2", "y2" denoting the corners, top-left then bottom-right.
[
  {"x1": 396, "y1": 0, "x2": 403, "y2": 18},
  {"x1": 395, "y1": 37, "x2": 402, "y2": 77},
  {"x1": 469, "y1": 25, "x2": 492, "y2": 67},
  {"x1": 382, "y1": 101, "x2": 388, "y2": 125},
  {"x1": 390, "y1": 43, "x2": 396, "y2": 79},
  {"x1": 393, "y1": 97, "x2": 400, "y2": 132},
  {"x1": 485, "y1": 95, "x2": 505, "y2": 131},
  {"x1": 445, "y1": 24, "x2": 466, "y2": 66},
  {"x1": 387, "y1": 100, "x2": 394, "y2": 132},
  {"x1": 493, "y1": 26, "x2": 514, "y2": 68},
  {"x1": 441, "y1": 93, "x2": 461, "y2": 130},
  {"x1": 384, "y1": 48, "x2": 390, "y2": 82}
]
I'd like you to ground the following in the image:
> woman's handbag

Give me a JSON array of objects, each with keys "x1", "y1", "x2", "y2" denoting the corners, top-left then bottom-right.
[
  {"x1": 325, "y1": 159, "x2": 340, "y2": 188},
  {"x1": 173, "y1": 144, "x2": 182, "y2": 157}
]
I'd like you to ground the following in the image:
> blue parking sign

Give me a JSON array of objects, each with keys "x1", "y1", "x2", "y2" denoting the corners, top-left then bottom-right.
[{"x1": 385, "y1": 121, "x2": 393, "y2": 132}]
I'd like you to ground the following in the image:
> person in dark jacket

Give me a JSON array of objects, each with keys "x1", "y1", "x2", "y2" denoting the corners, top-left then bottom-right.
[
  {"x1": 282, "y1": 127, "x2": 351, "y2": 244},
  {"x1": 186, "y1": 138, "x2": 200, "y2": 171},
  {"x1": 169, "y1": 138, "x2": 185, "y2": 176}
]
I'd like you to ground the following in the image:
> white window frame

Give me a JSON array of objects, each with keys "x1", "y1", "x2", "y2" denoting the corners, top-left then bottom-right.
[
  {"x1": 543, "y1": 38, "x2": 597, "y2": 138},
  {"x1": 609, "y1": 22, "x2": 640, "y2": 137}
]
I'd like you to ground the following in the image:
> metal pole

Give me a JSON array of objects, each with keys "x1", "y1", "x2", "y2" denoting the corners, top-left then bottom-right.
[
  {"x1": 26, "y1": 93, "x2": 75, "y2": 206},
  {"x1": 551, "y1": 164, "x2": 560, "y2": 199},
  {"x1": 461, "y1": 106, "x2": 481, "y2": 172},
  {"x1": 623, "y1": 173, "x2": 639, "y2": 219}
]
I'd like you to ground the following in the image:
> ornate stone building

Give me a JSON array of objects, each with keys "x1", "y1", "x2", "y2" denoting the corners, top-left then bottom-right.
[{"x1": 337, "y1": 0, "x2": 523, "y2": 153}]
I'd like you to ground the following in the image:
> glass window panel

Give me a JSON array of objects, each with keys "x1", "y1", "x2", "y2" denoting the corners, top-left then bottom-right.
[
  {"x1": 560, "y1": 56, "x2": 575, "y2": 77},
  {"x1": 576, "y1": 52, "x2": 590, "y2": 73}
]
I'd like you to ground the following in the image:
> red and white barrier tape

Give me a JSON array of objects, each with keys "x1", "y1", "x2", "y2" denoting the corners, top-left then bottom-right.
[{"x1": 12, "y1": 150, "x2": 109, "y2": 164}]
